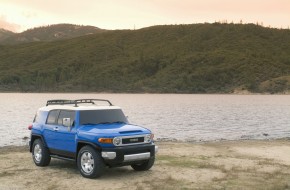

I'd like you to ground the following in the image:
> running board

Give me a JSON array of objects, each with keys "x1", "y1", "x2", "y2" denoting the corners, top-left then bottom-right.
[{"x1": 51, "y1": 154, "x2": 75, "y2": 161}]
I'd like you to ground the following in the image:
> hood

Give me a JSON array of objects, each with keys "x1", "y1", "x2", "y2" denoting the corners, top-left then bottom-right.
[{"x1": 78, "y1": 123, "x2": 150, "y2": 136}]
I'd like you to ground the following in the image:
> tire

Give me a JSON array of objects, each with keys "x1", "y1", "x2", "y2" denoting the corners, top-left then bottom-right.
[
  {"x1": 131, "y1": 156, "x2": 155, "y2": 171},
  {"x1": 77, "y1": 146, "x2": 105, "y2": 178},
  {"x1": 32, "y1": 139, "x2": 51, "y2": 166}
]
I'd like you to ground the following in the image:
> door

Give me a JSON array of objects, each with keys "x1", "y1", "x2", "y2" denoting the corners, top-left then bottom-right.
[
  {"x1": 43, "y1": 110, "x2": 76, "y2": 155},
  {"x1": 54, "y1": 110, "x2": 76, "y2": 153},
  {"x1": 43, "y1": 110, "x2": 60, "y2": 149}
]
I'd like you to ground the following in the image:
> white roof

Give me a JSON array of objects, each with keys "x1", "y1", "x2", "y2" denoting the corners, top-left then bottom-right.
[{"x1": 39, "y1": 105, "x2": 121, "y2": 111}]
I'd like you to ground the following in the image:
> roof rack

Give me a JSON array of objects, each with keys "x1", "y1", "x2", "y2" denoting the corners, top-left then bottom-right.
[{"x1": 46, "y1": 99, "x2": 113, "y2": 107}]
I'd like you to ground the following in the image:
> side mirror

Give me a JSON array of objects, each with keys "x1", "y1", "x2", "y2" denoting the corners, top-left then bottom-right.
[
  {"x1": 62, "y1": 118, "x2": 71, "y2": 128},
  {"x1": 126, "y1": 116, "x2": 129, "y2": 123}
]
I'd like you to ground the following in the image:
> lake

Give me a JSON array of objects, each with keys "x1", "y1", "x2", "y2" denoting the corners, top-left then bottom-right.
[{"x1": 0, "y1": 93, "x2": 290, "y2": 146}]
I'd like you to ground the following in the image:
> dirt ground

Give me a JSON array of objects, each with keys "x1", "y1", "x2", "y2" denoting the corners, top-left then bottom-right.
[{"x1": 1, "y1": 140, "x2": 290, "y2": 190}]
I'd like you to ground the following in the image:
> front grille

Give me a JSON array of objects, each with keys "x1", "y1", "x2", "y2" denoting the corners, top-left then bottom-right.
[
  {"x1": 113, "y1": 135, "x2": 150, "y2": 146},
  {"x1": 122, "y1": 137, "x2": 144, "y2": 144}
]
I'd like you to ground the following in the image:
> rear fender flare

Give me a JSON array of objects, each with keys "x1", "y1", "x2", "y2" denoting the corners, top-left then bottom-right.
[{"x1": 30, "y1": 134, "x2": 48, "y2": 152}]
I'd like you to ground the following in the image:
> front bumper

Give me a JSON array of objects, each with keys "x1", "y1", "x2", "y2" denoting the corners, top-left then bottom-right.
[{"x1": 101, "y1": 143, "x2": 157, "y2": 166}]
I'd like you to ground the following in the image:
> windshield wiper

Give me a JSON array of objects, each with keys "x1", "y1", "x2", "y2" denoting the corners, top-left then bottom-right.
[
  {"x1": 82, "y1": 123, "x2": 98, "y2": 125},
  {"x1": 82, "y1": 121, "x2": 126, "y2": 125},
  {"x1": 97, "y1": 122, "x2": 110, "y2": 124},
  {"x1": 98, "y1": 121, "x2": 126, "y2": 124}
]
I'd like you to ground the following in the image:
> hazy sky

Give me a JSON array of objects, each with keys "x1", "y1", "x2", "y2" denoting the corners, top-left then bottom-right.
[{"x1": 0, "y1": 0, "x2": 289, "y2": 32}]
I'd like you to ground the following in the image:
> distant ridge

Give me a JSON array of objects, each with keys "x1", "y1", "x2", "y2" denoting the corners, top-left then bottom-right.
[
  {"x1": 0, "y1": 24, "x2": 106, "y2": 44},
  {"x1": 0, "y1": 28, "x2": 14, "y2": 41},
  {"x1": 0, "y1": 23, "x2": 290, "y2": 93}
]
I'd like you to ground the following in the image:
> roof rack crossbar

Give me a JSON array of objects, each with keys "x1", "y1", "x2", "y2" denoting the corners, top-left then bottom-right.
[
  {"x1": 46, "y1": 99, "x2": 74, "y2": 106},
  {"x1": 46, "y1": 99, "x2": 113, "y2": 106},
  {"x1": 74, "y1": 99, "x2": 113, "y2": 106}
]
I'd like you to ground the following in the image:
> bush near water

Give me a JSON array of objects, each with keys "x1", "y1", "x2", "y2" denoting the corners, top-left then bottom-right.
[{"x1": 0, "y1": 23, "x2": 290, "y2": 93}]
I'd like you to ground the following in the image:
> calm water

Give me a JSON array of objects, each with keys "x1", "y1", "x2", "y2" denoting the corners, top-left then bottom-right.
[{"x1": 0, "y1": 93, "x2": 290, "y2": 146}]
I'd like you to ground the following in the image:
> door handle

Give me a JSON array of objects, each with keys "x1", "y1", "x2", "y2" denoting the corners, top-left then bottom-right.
[{"x1": 53, "y1": 127, "x2": 59, "y2": 131}]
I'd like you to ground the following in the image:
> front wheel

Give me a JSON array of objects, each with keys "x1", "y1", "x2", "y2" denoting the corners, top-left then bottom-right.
[
  {"x1": 32, "y1": 139, "x2": 51, "y2": 166},
  {"x1": 77, "y1": 146, "x2": 105, "y2": 178},
  {"x1": 131, "y1": 156, "x2": 155, "y2": 171}
]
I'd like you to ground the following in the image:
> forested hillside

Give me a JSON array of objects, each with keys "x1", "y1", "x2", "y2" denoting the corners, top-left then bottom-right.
[
  {"x1": 0, "y1": 23, "x2": 290, "y2": 93},
  {"x1": 0, "y1": 24, "x2": 105, "y2": 44}
]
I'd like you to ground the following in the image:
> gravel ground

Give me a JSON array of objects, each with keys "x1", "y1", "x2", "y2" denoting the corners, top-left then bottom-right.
[{"x1": 1, "y1": 140, "x2": 290, "y2": 190}]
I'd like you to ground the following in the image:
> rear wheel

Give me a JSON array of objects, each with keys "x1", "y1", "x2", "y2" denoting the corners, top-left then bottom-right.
[
  {"x1": 32, "y1": 139, "x2": 51, "y2": 166},
  {"x1": 131, "y1": 156, "x2": 155, "y2": 171},
  {"x1": 77, "y1": 146, "x2": 105, "y2": 178}
]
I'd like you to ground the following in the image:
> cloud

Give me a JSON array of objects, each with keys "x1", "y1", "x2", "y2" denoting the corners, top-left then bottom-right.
[
  {"x1": 22, "y1": 11, "x2": 37, "y2": 19},
  {"x1": 0, "y1": 15, "x2": 21, "y2": 32}
]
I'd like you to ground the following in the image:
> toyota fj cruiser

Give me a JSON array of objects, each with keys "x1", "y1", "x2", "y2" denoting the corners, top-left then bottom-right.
[{"x1": 29, "y1": 99, "x2": 157, "y2": 178}]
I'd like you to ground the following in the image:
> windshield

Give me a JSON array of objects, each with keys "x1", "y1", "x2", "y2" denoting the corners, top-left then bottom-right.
[{"x1": 79, "y1": 109, "x2": 128, "y2": 125}]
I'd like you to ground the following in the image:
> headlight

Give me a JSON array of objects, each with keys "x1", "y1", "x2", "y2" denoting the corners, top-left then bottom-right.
[
  {"x1": 113, "y1": 137, "x2": 122, "y2": 146},
  {"x1": 144, "y1": 134, "x2": 152, "y2": 143}
]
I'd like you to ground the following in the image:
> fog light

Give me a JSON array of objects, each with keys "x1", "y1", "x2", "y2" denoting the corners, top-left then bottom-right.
[
  {"x1": 113, "y1": 137, "x2": 122, "y2": 146},
  {"x1": 102, "y1": 152, "x2": 116, "y2": 159}
]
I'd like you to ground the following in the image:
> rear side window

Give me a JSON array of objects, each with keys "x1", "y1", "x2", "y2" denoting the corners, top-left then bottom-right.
[
  {"x1": 57, "y1": 110, "x2": 75, "y2": 126},
  {"x1": 46, "y1": 110, "x2": 60, "y2": 124},
  {"x1": 33, "y1": 111, "x2": 48, "y2": 124}
]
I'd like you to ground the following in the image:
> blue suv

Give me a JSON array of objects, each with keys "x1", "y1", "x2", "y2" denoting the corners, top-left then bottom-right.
[{"x1": 29, "y1": 99, "x2": 157, "y2": 178}]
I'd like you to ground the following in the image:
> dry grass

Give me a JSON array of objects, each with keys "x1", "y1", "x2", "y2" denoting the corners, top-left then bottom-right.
[
  {"x1": 1, "y1": 140, "x2": 290, "y2": 189},
  {"x1": 156, "y1": 140, "x2": 290, "y2": 190}
]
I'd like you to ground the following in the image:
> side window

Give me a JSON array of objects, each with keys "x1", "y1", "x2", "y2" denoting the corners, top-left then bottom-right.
[
  {"x1": 46, "y1": 110, "x2": 60, "y2": 125},
  {"x1": 57, "y1": 110, "x2": 75, "y2": 126}
]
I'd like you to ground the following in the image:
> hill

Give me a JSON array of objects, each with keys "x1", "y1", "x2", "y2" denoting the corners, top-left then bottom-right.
[
  {"x1": 0, "y1": 28, "x2": 14, "y2": 41},
  {"x1": 0, "y1": 23, "x2": 290, "y2": 93},
  {"x1": 0, "y1": 24, "x2": 106, "y2": 44}
]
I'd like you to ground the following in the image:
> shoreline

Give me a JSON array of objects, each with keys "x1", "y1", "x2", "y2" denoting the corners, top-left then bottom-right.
[
  {"x1": 1, "y1": 137, "x2": 290, "y2": 148},
  {"x1": 0, "y1": 91, "x2": 290, "y2": 95},
  {"x1": 1, "y1": 139, "x2": 290, "y2": 189}
]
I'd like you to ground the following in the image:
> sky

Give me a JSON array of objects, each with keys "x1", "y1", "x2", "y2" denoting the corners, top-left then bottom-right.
[{"x1": 0, "y1": 0, "x2": 289, "y2": 32}]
